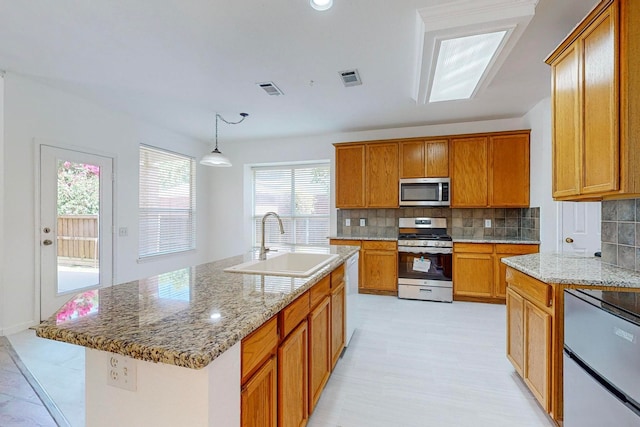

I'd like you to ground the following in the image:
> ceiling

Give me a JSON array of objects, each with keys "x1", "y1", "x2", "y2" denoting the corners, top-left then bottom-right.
[{"x1": 0, "y1": 0, "x2": 598, "y2": 143}]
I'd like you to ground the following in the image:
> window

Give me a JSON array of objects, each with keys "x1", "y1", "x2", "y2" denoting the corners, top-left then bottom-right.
[
  {"x1": 252, "y1": 163, "x2": 330, "y2": 248},
  {"x1": 139, "y1": 145, "x2": 196, "y2": 259}
]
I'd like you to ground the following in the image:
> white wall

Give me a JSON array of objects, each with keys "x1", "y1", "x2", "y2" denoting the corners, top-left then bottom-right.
[
  {"x1": 207, "y1": 117, "x2": 529, "y2": 261},
  {"x1": 522, "y1": 97, "x2": 560, "y2": 252},
  {"x1": 0, "y1": 72, "x2": 5, "y2": 334},
  {"x1": 1, "y1": 73, "x2": 211, "y2": 334}
]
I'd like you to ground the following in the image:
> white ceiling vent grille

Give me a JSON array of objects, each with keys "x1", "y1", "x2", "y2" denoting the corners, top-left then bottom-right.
[
  {"x1": 339, "y1": 69, "x2": 362, "y2": 87},
  {"x1": 257, "y1": 81, "x2": 284, "y2": 96}
]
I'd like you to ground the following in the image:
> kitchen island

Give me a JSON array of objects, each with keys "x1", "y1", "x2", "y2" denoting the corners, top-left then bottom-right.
[
  {"x1": 501, "y1": 252, "x2": 640, "y2": 425},
  {"x1": 35, "y1": 245, "x2": 358, "y2": 427}
]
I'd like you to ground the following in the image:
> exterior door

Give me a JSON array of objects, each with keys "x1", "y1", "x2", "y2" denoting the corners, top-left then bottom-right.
[
  {"x1": 40, "y1": 145, "x2": 113, "y2": 320},
  {"x1": 561, "y1": 201, "x2": 601, "y2": 256}
]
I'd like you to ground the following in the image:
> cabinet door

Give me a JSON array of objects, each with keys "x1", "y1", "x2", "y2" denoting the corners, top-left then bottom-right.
[
  {"x1": 330, "y1": 282, "x2": 345, "y2": 370},
  {"x1": 581, "y1": 5, "x2": 618, "y2": 195},
  {"x1": 399, "y1": 140, "x2": 425, "y2": 178},
  {"x1": 242, "y1": 356, "x2": 277, "y2": 427},
  {"x1": 506, "y1": 288, "x2": 524, "y2": 376},
  {"x1": 335, "y1": 145, "x2": 365, "y2": 208},
  {"x1": 489, "y1": 134, "x2": 529, "y2": 207},
  {"x1": 308, "y1": 296, "x2": 331, "y2": 414},
  {"x1": 425, "y1": 140, "x2": 449, "y2": 177},
  {"x1": 366, "y1": 143, "x2": 399, "y2": 208},
  {"x1": 453, "y1": 252, "x2": 493, "y2": 298},
  {"x1": 524, "y1": 300, "x2": 552, "y2": 412},
  {"x1": 361, "y1": 249, "x2": 398, "y2": 293},
  {"x1": 278, "y1": 321, "x2": 308, "y2": 427},
  {"x1": 551, "y1": 43, "x2": 581, "y2": 198},
  {"x1": 451, "y1": 137, "x2": 488, "y2": 207}
]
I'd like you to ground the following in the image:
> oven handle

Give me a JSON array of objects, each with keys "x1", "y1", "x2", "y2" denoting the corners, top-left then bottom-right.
[{"x1": 398, "y1": 246, "x2": 452, "y2": 255}]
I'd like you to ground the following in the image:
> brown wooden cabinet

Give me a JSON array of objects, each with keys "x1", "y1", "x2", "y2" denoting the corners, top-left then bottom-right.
[
  {"x1": 366, "y1": 143, "x2": 399, "y2": 208},
  {"x1": 278, "y1": 321, "x2": 308, "y2": 427},
  {"x1": 451, "y1": 131, "x2": 530, "y2": 208},
  {"x1": 361, "y1": 240, "x2": 398, "y2": 295},
  {"x1": 546, "y1": 0, "x2": 640, "y2": 200},
  {"x1": 308, "y1": 296, "x2": 331, "y2": 414},
  {"x1": 453, "y1": 243, "x2": 539, "y2": 303},
  {"x1": 242, "y1": 355, "x2": 277, "y2": 427},
  {"x1": 506, "y1": 267, "x2": 557, "y2": 419},
  {"x1": 335, "y1": 145, "x2": 365, "y2": 208},
  {"x1": 399, "y1": 139, "x2": 449, "y2": 178}
]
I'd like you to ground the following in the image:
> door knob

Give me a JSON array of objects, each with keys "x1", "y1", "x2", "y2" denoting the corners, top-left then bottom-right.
[
  {"x1": 43, "y1": 239, "x2": 53, "y2": 246},
  {"x1": 565, "y1": 237, "x2": 574, "y2": 243}
]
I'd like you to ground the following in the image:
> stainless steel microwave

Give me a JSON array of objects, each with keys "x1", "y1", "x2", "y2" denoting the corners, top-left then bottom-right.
[{"x1": 399, "y1": 178, "x2": 450, "y2": 206}]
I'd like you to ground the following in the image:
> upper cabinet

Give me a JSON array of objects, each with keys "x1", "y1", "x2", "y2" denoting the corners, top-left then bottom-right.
[
  {"x1": 335, "y1": 145, "x2": 365, "y2": 208},
  {"x1": 546, "y1": 0, "x2": 640, "y2": 200},
  {"x1": 399, "y1": 139, "x2": 449, "y2": 178},
  {"x1": 451, "y1": 131, "x2": 530, "y2": 208},
  {"x1": 366, "y1": 143, "x2": 399, "y2": 208}
]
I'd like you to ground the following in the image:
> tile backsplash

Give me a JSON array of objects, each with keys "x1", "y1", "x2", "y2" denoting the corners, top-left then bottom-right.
[
  {"x1": 601, "y1": 198, "x2": 640, "y2": 271},
  {"x1": 336, "y1": 207, "x2": 540, "y2": 240}
]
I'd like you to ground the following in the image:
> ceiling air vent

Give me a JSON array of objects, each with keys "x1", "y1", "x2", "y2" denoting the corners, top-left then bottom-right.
[
  {"x1": 339, "y1": 69, "x2": 362, "y2": 87},
  {"x1": 257, "y1": 81, "x2": 284, "y2": 96}
]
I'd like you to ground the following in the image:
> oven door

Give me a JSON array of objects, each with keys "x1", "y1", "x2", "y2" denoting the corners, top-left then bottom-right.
[{"x1": 398, "y1": 247, "x2": 452, "y2": 282}]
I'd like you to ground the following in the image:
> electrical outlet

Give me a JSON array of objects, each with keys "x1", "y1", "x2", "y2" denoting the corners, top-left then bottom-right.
[
  {"x1": 484, "y1": 219, "x2": 492, "y2": 228},
  {"x1": 107, "y1": 354, "x2": 137, "y2": 391},
  {"x1": 118, "y1": 227, "x2": 128, "y2": 237},
  {"x1": 359, "y1": 218, "x2": 366, "y2": 227},
  {"x1": 345, "y1": 218, "x2": 351, "y2": 227}
]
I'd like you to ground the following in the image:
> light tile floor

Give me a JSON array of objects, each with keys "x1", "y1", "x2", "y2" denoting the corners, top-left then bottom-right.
[{"x1": 1, "y1": 295, "x2": 555, "y2": 427}]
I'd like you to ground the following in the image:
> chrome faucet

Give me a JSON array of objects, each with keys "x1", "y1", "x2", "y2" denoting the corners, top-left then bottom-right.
[{"x1": 260, "y1": 212, "x2": 285, "y2": 260}]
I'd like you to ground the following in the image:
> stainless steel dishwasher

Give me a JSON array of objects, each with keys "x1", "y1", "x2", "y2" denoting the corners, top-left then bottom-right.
[{"x1": 564, "y1": 289, "x2": 640, "y2": 426}]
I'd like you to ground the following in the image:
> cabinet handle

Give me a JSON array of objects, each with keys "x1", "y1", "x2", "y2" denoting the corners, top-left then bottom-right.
[
  {"x1": 43, "y1": 239, "x2": 53, "y2": 246},
  {"x1": 565, "y1": 237, "x2": 574, "y2": 243}
]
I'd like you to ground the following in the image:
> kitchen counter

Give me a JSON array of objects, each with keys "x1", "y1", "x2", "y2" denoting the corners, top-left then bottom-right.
[
  {"x1": 34, "y1": 245, "x2": 358, "y2": 370},
  {"x1": 328, "y1": 235, "x2": 397, "y2": 241},
  {"x1": 452, "y1": 237, "x2": 541, "y2": 244},
  {"x1": 502, "y1": 252, "x2": 640, "y2": 287}
]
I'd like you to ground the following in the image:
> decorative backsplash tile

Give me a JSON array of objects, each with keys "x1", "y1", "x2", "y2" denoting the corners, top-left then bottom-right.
[
  {"x1": 601, "y1": 199, "x2": 640, "y2": 271},
  {"x1": 336, "y1": 207, "x2": 540, "y2": 240}
]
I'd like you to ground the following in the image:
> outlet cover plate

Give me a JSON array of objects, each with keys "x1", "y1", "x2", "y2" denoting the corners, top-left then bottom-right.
[
  {"x1": 484, "y1": 219, "x2": 492, "y2": 228},
  {"x1": 107, "y1": 353, "x2": 137, "y2": 391},
  {"x1": 359, "y1": 218, "x2": 366, "y2": 227}
]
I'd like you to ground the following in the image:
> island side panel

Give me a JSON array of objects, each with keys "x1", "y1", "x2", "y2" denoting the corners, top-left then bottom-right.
[{"x1": 85, "y1": 343, "x2": 241, "y2": 427}]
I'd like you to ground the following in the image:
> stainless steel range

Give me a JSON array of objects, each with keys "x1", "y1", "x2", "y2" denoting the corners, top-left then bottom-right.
[{"x1": 397, "y1": 217, "x2": 453, "y2": 302}]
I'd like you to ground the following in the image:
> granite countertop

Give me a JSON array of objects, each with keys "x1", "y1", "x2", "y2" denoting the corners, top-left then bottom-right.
[
  {"x1": 35, "y1": 245, "x2": 359, "y2": 370},
  {"x1": 502, "y1": 252, "x2": 640, "y2": 287},
  {"x1": 329, "y1": 235, "x2": 397, "y2": 241},
  {"x1": 452, "y1": 237, "x2": 541, "y2": 244}
]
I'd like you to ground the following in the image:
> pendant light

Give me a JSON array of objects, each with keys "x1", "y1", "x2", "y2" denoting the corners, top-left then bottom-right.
[{"x1": 200, "y1": 112, "x2": 249, "y2": 167}]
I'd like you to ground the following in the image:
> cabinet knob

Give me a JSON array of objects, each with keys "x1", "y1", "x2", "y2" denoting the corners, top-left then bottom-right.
[{"x1": 565, "y1": 237, "x2": 574, "y2": 244}]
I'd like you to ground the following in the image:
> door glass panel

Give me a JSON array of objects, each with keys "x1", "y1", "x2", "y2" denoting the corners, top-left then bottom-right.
[{"x1": 56, "y1": 160, "x2": 100, "y2": 294}]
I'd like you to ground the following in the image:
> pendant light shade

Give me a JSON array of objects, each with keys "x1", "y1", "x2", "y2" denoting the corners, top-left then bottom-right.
[{"x1": 200, "y1": 112, "x2": 249, "y2": 167}]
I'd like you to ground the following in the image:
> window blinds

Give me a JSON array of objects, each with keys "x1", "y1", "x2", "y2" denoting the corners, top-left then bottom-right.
[
  {"x1": 252, "y1": 163, "x2": 330, "y2": 247},
  {"x1": 139, "y1": 145, "x2": 196, "y2": 259}
]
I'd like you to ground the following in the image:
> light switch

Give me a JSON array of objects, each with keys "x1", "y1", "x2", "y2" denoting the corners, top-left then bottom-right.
[
  {"x1": 359, "y1": 218, "x2": 366, "y2": 227},
  {"x1": 484, "y1": 219, "x2": 492, "y2": 228}
]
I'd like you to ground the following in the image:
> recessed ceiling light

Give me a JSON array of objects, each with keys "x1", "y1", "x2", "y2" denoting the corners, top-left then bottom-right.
[
  {"x1": 310, "y1": 0, "x2": 333, "y2": 11},
  {"x1": 429, "y1": 31, "x2": 507, "y2": 103}
]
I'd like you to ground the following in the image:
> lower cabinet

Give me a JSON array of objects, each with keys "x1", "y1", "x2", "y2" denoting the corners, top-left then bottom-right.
[
  {"x1": 360, "y1": 240, "x2": 398, "y2": 295},
  {"x1": 505, "y1": 267, "x2": 557, "y2": 419},
  {"x1": 279, "y1": 321, "x2": 309, "y2": 427},
  {"x1": 241, "y1": 265, "x2": 347, "y2": 427},
  {"x1": 453, "y1": 243, "x2": 539, "y2": 303}
]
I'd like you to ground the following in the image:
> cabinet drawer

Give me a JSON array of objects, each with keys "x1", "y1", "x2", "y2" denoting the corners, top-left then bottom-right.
[
  {"x1": 241, "y1": 316, "x2": 278, "y2": 384},
  {"x1": 506, "y1": 267, "x2": 552, "y2": 308},
  {"x1": 280, "y1": 292, "x2": 310, "y2": 339},
  {"x1": 496, "y1": 244, "x2": 539, "y2": 254},
  {"x1": 310, "y1": 275, "x2": 330, "y2": 309},
  {"x1": 331, "y1": 264, "x2": 345, "y2": 288},
  {"x1": 330, "y1": 239, "x2": 361, "y2": 247},
  {"x1": 362, "y1": 240, "x2": 396, "y2": 251},
  {"x1": 454, "y1": 243, "x2": 493, "y2": 253}
]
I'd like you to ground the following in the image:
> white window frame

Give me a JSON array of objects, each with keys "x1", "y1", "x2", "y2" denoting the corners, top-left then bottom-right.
[
  {"x1": 251, "y1": 162, "x2": 330, "y2": 249},
  {"x1": 138, "y1": 144, "x2": 196, "y2": 260}
]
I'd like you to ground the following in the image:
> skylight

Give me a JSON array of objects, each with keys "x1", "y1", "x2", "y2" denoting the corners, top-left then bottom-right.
[{"x1": 429, "y1": 31, "x2": 507, "y2": 103}]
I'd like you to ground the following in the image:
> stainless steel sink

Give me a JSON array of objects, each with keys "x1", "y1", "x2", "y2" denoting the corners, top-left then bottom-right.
[{"x1": 224, "y1": 252, "x2": 339, "y2": 277}]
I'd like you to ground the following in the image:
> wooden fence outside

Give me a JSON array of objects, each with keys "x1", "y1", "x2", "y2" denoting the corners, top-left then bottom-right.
[{"x1": 57, "y1": 215, "x2": 98, "y2": 267}]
